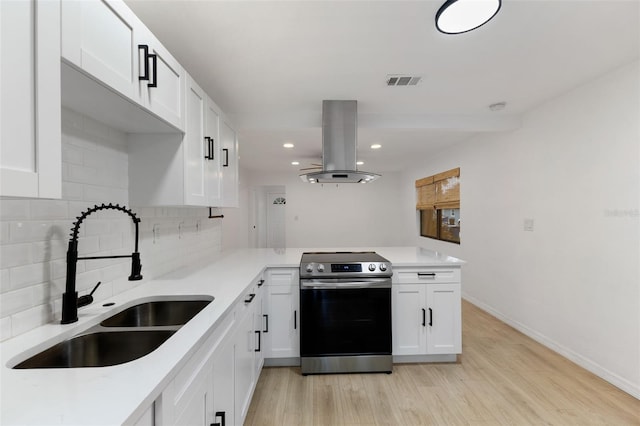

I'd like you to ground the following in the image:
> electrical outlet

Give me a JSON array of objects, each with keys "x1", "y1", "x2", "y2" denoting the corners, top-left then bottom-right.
[{"x1": 524, "y1": 218, "x2": 534, "y2": 232}]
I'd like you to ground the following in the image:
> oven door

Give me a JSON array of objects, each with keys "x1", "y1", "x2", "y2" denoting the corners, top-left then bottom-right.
[{"x1": 299, "y1": 278, "x2": 392, "y2": 357}]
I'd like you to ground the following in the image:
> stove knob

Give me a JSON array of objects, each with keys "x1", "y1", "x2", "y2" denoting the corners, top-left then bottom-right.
[
  {"x1": 368, "y1": 263, "x2": 376, "y2": 272},
  {"x1": 317, "y1": 264, "x2": 325, "y2": 272},
  {"x1": 305, "y1": 264, "x2": 314, "y2": 273},
  {"x1": 379, "y1": 263, "x2": 388, "y2": 272}
]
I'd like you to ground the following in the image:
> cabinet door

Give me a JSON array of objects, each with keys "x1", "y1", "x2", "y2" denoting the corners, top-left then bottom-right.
[
  {"x1": 212, "y1": 338, "x2": 235, "y2": 426},
  {"x1": 205, "y1": 98, "x2": 223, "y2": 206},
  {"x1": 137, "y1": 27, "x2": 185, "y2": 130},
  {"x1": 234, "y1": 306, "x2": 256, "y2": 425},
  {"x1": 254, "y1": 285, "x2": 265, "y2": 376},
  {"x1": 425, "y1": 283, "x2": 462, "y2": 354},
  {"x1": 172, "y1": 369, "x2": 212, "y2": 426},
  {"x1": 0, "y1": 0, "x2": 61, "y2": 198},
  {"x1": 61, "y1": 0, "x2": 140, "y2": 101},
  {"x1": 184, "y1": 75, "x2": 207, "y2": 206},
  {"x1": 392, "y1": 284, "x2": 426, "y2": 355},
  {"x1": 264, "y1": 284, "x2": 300, "y2": 359},
  {"x1": 220, "y1": 120, "x2": 239, "y2": 207}
]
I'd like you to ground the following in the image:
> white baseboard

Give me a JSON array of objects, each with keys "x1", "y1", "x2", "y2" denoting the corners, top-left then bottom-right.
[{"x1": 462, "y1": 293, "x2": 640, "y2": 400}]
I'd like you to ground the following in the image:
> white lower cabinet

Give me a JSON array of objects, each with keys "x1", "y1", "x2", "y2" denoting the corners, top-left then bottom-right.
[
  {"x1": 392, "y1": 267, "x2": 462, "y2": 357},
  {"x1": 156, "y1": 279, "x2": 265, "y2": 426},
  {"x1": 263, "y1": 269, "x2": 300, "y2": 362},
  {"x1": 211, "y1": 337, "x2": 235, "y2": 426},
  {"x1": 234, "y1": 301, "x2": 257, "y2": 424}
]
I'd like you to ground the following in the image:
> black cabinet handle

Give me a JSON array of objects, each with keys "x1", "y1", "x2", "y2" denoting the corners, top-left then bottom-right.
[
  {"x1": 244, "y1": 293, "x2": 256, "y2": 304},
  {"x1": 429, "y1": 308, "x2": 433, "y2": 327},
  {"x1": 418, "y1": 272, "x2": 437, "y2": 278},
  {"x1": 204, "y1": 137, "x2": 214, "y2": 160},
  {"x1": 148, "y1": 53, "x2": 157, "y2": 88},
  {"x1": 263, "y1": 314, "x2": 268, "y2": 333},
  {"x1": 223, "y1": 148, "x2": 229, "y2": 167},
  {"x1": 212, "y1": 411, "x2": 225, "y2": 426},
  {"x1": 255, "y1": 330, "x2": 261, "y2": 352},
  {"x1": 210, "y1": 137, "x2": 214, "y2": 160},
  {"x1": 138, "y1": 45, "x2": 150, "y2": 81},
  {"x1": 422, "y1": 308, "x2": 426, "y2": 327},
  {"x1": 138, "y1": 45, "x2": 158, "y2": 88},
  {"x1": 294, "y1": 310, "x2": 297, "y2": 330},
  {"x1": 257, "y1": 279, "x2": 265, "y2": 287}
]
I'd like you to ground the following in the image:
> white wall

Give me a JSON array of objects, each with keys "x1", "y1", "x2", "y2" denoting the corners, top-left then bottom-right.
[
  {"x1": 402, "y1": 61, "x2": 640, "y2": 398},
  {"x1": 243, "y1": 170, "x2": 413, "y2": 248},
  {"x1": 0, "y1": 109, "x2": 223, "y2": 340}
]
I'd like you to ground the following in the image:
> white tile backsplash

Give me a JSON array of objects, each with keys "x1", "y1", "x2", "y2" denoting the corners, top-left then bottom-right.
[{"x1": 0, "y1": 109, "x2": 222, "y2": 341}]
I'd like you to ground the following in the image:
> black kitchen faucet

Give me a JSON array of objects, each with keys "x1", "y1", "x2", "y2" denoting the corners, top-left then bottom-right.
[{"x1": 61, "y1": 204, "x2": 143, "y2": 324}]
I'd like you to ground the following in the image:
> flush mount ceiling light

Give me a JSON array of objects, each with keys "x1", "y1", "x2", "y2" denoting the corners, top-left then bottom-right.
[
  {"x1": 371, "y1": 144, "x2": 382, "y2": 150},
  {"x1": 436, "y1": 0, "x2": 501, "y2": 34},
  {"x1": 283, "y1": 143, "x2": 294, "y2": 148}
]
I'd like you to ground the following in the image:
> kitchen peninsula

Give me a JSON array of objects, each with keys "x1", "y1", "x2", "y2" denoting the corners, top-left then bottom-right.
[{"x1": 1, "y1": 247, "x2": 463, "y2": 426}]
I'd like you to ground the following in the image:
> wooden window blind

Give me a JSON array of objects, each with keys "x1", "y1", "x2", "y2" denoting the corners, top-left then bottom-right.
[
  {"x1": 416, "y1": 167, "x2": 460, "y2": 244},
  {"x1": 415, "y1": 167, "x2": 460, "y2": 210}
]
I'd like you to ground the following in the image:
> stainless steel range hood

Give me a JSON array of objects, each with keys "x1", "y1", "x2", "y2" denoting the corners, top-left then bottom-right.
[{"x1": 300, "y1": 100, "x2": 380, "y2": 183}]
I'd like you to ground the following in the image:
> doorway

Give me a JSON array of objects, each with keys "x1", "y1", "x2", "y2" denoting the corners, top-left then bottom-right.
[{"x1": 250, "y1": 185, "x2": 286, "y2": 248}]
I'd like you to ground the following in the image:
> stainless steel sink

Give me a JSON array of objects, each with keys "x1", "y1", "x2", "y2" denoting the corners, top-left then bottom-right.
[
  {"x1": 12, "y1": 296, "x2": 214, "y2": 369},
  {"x1": 13, "y1": 330, "x2": 175, "y2": 369},
  {"x1": 100, "y1": 299, "x2": 212, "y2": 327}
]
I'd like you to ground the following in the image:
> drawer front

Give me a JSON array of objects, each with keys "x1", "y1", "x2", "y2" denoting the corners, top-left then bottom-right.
[{"x1": 393, "y1": 267, "x2": 461, "y2": 284}]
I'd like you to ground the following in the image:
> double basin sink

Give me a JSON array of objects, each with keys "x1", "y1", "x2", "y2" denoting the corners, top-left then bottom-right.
[{"x1": 13, "y1": 296, "x2": 213, "y2": 369}]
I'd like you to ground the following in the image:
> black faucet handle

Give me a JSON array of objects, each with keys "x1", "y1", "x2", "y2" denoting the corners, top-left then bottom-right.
[{"x1": 77, "y1": 281, "x2": 102, "y2": 308}]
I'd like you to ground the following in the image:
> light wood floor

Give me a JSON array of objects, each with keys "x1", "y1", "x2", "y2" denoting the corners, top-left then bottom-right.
[{"x1": 245, "y1": 300, "x2": 639, "y2": 425}]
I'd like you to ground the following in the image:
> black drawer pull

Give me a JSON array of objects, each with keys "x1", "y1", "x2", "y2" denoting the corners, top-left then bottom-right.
[
  {"x1": 255, "y1": 330, "x2": 261, "y2": 352},
  {"x1": 418, "y1": 272, "x2": 437, "y2": 278},
  {"x1": 212, "y1": 411, "x2": 225, "y2": 426},
  {"x1": 138, "y1": 45, "x2": 150, "y2": 81},
  {"x1": 263, "y1": 314, "x2": 269, "y2": 332},
  {"x1": 244, "y1": 293, "x2": 256, "y2": 304},
  {"x1": 294, "y1": 310, "x2": 297, "y2": 330},
  {"x1": 422, "y1": 308, "x2": 426, "y2": 326},
  {"x1": 148, "y1": 53, "x2": 157, "y2": 88},
  {"x1": 429, "y1": 308, "x2": 433, "y2": 327},
  {"x1": 223, "y1": 148, "x2": 229, "y2": 167}
]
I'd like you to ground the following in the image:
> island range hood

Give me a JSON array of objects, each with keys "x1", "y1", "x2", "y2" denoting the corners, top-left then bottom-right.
[{"x1": 300, "y1": 100, "x2": 380, "y2": 183}]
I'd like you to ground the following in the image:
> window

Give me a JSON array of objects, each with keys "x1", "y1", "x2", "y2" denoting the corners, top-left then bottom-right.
[{"x1": 416, "y1": 168, "x2": 460, "y2": 244}]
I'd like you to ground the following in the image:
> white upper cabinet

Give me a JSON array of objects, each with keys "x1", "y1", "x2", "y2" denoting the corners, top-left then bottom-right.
[
  {"x1": 205, "y1": 99, "x2": 223, "y2": 206},
  {"x1": 61, "y1": 0, "x2": 141, "y2": 101},
  {"x1": 61, "y1": 0, "x2": 184, "y2": 131},
  {"x1": 184, "y1": 76, "x2": 208, "y2": 206},
  {"x1": 0, "y1": 0, "x2": 61, "y2": 199},
  {"x1": 128, "y1": 74, "x2": 227, "y2": 207},
  {"x1": 220, "y1": 120, "x2": 239, "y2": 208},
  {"x1": 137, "y1": 26, "x2": 185, "y2": 130}
]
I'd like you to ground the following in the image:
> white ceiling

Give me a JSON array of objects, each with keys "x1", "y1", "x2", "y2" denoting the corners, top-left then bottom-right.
[{"x1": 124, "y1": 0, "x2": 639, "y2": 174}]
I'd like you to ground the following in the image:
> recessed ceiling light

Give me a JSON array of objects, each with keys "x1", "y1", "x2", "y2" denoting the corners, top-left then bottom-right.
[
  {"x1": 291, "y1": 161, "x2": 300, "y2": 166},
  {"x1": 283, "y1": 143, "x2": 294, "y2": 148},
  {"x1": 356, "y1": 161, "x2": 364, "y2": 165},
  {"x1": 436, "y1": 0, "x2": 501, "y2": 35},
  {"x1": 371, "y1": 144, "x2": 382, "y2": 150}
]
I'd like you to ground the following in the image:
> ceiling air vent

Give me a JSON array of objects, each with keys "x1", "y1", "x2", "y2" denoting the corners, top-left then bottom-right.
[{"x1": 386, "y1": 75, "x2": 422, "y2": 86}]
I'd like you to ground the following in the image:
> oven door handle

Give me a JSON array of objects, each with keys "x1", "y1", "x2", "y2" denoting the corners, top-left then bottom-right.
[{"x1": 300, "y1": 278, "x2": 391, "y2": 289}]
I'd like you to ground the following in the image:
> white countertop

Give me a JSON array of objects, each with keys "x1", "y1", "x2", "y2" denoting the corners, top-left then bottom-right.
[{"x1": 0, "y1": 247, "x2": 463, "y2": 425}]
